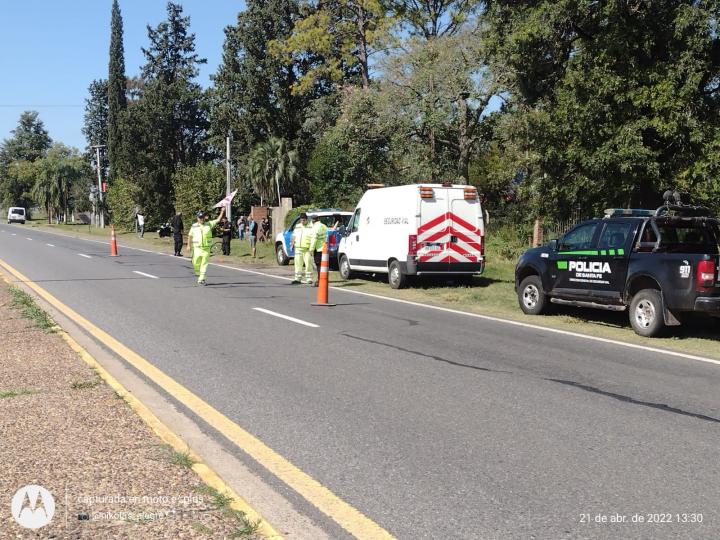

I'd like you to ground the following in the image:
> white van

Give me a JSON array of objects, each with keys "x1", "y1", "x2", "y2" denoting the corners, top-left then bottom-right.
[
  {"x1": 7, "y1": 207, "x2": 26, "y2": 224},
  {"x1": 338, "y1": 183, "x2": 485, "y2": 288}
]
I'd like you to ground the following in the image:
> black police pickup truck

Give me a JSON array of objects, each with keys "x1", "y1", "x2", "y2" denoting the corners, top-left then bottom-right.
[{"x1": 515, "y1": 202, "x2": 720, "y2": 337}]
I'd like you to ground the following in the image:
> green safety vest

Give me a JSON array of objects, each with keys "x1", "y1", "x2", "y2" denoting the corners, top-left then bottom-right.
[
  {"x1": 292, "y1": 223, "x2": 312, "y2": 251},
  {"x1": 189, "y1": 219, "x2": 218, "y2": 249},
  {"x1": 311, "y1": 221, "x2": 328, "y2": 251}
]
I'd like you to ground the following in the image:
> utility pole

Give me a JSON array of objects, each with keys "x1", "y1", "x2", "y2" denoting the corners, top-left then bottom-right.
[
  {"x1": 91, "y1": 145, "x2": 107, "y2": 228},
  {"x1": 225, "y1": 135, "x2": 232, "y2": 223}
]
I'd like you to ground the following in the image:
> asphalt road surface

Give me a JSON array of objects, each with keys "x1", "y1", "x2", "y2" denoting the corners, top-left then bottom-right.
[{"x1": 2, "y1": 223, "x2": 719, "y2": 539}]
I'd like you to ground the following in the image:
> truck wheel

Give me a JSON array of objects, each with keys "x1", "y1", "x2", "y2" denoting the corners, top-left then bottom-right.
[
  {"x1": 339, "y1": 255, "x2": 354, "y2": 280},
  {"x1": 518, "y1": 275, "x2": 547, "y2": 315},
  {"x1": 388, "y1": 260, "x2": 407, "y2": 289},
  {"x1": 276, "y1": 243, "x2": 289, "y2": 266},
  {"x1": 629, "y1": 289, "x2": 665, "y2": 337}
]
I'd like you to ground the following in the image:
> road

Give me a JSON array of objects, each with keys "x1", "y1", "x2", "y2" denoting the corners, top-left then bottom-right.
[{"x1": 1, "y1": 223, "x2": 719, "y2": 539}]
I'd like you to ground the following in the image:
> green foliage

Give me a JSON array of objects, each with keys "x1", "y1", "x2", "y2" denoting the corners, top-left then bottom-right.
[
  {"x1": 0, "y1": 111, "x2": 51, "y2": 174},
  {"x1": 172, "y1": 162, "x2": 224, "y2": 221},
  {"x1": 284, "y1": 204, "x2": 315, "y2": 227},
  {"x1": 82, "y1": 79, "x2": 109, "y2": 173},
  {"x1": 120, "y1": 2, "x2": 209, "y2": 223},
  {"x1": 273, "y1": 0, "x2": 392, "y2": 93},
  {"x1": 108, "y1": 0, "x2": 127, "y2": 176},
  {"x1": 247, "y1": 137, "x2": 300, "y2": 205},
  {"x1": 485, "y1": 0, "x2": 720, "y2": 219},
  {"x1": 107, "y1": 176, "x2": 141, "y2": 230}
]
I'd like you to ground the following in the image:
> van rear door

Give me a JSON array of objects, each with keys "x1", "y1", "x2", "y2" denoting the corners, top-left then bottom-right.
[{"x1": 416, "y1": 186, "x2": 484, "y2": 273}]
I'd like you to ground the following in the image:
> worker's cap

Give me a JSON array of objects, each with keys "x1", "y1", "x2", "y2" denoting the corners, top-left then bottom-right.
[
  {"x1": 309, "y1": 214, "x2": 319, "y2": 220},
  {"x1": 299, "y1": 213, "x2": 308, "y2": 219},
  {"x1": 196, "y1": 211, "x2": 206, "y2": 218}
]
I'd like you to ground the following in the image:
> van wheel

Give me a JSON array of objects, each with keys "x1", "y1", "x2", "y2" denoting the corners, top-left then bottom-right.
[
  {"x1": 518, "y1": 275, "x2": 547, "y2": 315},
  {"x1": 629, "y1": 289, "x2": 665, "y2": 337},
  {"x1": 388, "y1": 260, "x2": 407, "y2": 289},
  {"x1": 339, "y1": 255, "x2": 353, "y2": 280},
  {"x1": 276, "y1": 244, "x2": 289, "y2": 266}
]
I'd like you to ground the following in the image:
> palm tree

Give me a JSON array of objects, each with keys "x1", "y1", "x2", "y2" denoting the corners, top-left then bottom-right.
[{"x1": 247, "y1": 137, "x2": 299, "y2": 206}]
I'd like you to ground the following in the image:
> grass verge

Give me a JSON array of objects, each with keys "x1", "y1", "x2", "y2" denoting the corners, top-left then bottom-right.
[
  {"x1": 195, "y1": 485, "x2": 260, "y2": 538},
  {"x1": 0, "y1": 389, "x2": 37, "y2": 398},
  {"x1": 8, "y1": 285, "x2": 56, "y2": 332}
]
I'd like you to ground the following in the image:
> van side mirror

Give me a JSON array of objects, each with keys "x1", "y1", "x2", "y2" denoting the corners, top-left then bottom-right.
[{"x1": 548, "y1": 239, "x2": 558, "y2": 251}]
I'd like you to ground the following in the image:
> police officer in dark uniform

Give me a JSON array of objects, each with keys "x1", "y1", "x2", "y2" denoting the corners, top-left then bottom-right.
[
  {"x1": 171, "y1": 212, "x2": 184, "y2": 256},
  {"x1": 220, "y1": 216, "x2": 233, "y2": 255}
]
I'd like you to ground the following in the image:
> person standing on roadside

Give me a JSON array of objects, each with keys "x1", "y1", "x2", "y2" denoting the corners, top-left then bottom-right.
[
  {"x1": 290, "y1": 213, "x2": 312, "y2": 284},
  {"x1": 171, "y1": 212, "x2": 184, "y2": 256},
  {"x1": 248, "y1": 215, "x2": 258, "y2": 258},
  {"x1": 220, "y1": 215, "x2": 232, "y2": 255},
  {"x1": 237, "y1": 215, "x2": 246, "y2": 240},
  {"x1": 187, "y1": 207, "x2": 225, "y2": 286},
  {"x1": 136, "y1": 211, "x2": 145, "y2": 238},
  {"x1": 309, "y1": 214, "x2": 328, "y2": 286}
]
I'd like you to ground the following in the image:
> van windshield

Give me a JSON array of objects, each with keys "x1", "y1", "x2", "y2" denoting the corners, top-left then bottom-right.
[
  {"x1": 655, "y1": 221, "x2": 719, "y2": 254},
  {"x1": 10, "y1": 208, "x2": 25, "y2": 215}
]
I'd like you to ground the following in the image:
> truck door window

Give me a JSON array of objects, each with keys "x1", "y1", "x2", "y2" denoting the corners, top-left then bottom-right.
[
  {"x1": 598, "y1": 222, "x2": 633, "y2": 250},
  {"x1": 636, "y1": 222, "x2": 658, "y2": 252},
  {"x1": 559, "y1": 223, "x2": 598, "y2": 252},
  {"x1": 351, "y1": 209, "x2": 361, "y2": 233}
]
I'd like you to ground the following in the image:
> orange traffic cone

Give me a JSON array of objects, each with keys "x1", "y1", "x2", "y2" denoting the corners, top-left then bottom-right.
[
  {"x1": 110, "y1": 225, "x2": 119, "y2": 257},
  {"x1": 312, "y1": 242, "x2": 334, "y2": 307}
]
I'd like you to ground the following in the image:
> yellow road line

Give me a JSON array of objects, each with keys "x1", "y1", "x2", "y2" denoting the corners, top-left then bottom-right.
[
  {"x1": 0, "y1": 266, "x2": 283, "y2": 540},
  {"x1": 0, "y1": 257, "x2": 396, "y2": 540}
]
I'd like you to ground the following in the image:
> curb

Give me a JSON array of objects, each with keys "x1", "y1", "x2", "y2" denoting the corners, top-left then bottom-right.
[{"x1": 0, "y1": 269, "x2": 284, "y2": 540}]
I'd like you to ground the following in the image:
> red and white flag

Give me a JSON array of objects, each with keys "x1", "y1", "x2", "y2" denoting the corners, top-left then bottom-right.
[{"x1": 214, "y1": 189, "x2": 238, "y2": 208}]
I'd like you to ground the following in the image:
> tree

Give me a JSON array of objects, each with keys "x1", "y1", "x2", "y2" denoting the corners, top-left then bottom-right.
[
  {"x1": 248, "y1": 137, "x2": 299, "y2": 205},
  {"x1": 172, "y1": 162, "x2": 224, "y2": 220},
  {"x1": 484, "y1": 0, "x2": 720, "y2": 217},
  {"x1": 34, "y1": 144, "x2": 88, "y2": 223},
  {"x1": 275, "y1": 0, "x2": 393, "y2": 93},
  {"x1": 210, "y1": 0, "x2": 317, "y2": 159},
  {"x1": 82, "y1": 79, "x2": 109, "y2": 173},
  {"x1": 388, "y1": 0, "x2": 484, "y2": 39},
  {"x1": 108, "y1": 0, "x2": 127, "y2": 176},
  {"x1": 117, "y1": 1, "x2": 209, "y2": 223},
  {"x1": 0, "y1": 111, "x2": 51, "y2": 163}
]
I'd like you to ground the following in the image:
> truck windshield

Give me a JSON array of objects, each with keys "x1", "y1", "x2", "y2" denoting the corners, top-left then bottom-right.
[{"x1": 655, "y1": 222, "x2": 719, "y2": 254}]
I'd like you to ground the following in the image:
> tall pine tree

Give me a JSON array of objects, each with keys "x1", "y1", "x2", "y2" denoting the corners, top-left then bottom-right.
[
  {"x1": 108, "y1": 0, "x2": 127, "y2": 177},
  {"x1": 82, "y1": 79, "x2": 109, "y2": 174}
]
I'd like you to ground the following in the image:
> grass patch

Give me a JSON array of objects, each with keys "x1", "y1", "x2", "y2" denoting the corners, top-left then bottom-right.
[
  {"x1": 193, "y1": 485, "x2": 260, "y2": 537},
  {"x1": 70, "y1": 380, "x2": 101, "y2": 390},
  {"x1": 194, "y1": 484, "x2": 234, "y2": 509},
  {"x1": 0, "y1": 389, "x2": 37, "y2": 399},
  {"x1": 8, "y1": 286, "x2": 56, "y2": 332},
  {"x1": 169, "y1": 450, "x2": 197, "y2": 469}
]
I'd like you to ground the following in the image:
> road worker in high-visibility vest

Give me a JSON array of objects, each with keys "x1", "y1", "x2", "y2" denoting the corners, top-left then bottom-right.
[
  {"x1": 187, "y1": 206, "x2": 225, "y2": 286},
  {"x1": 309, "y1": 214, "x2": 328, "y2": 286},
  {"x1": 290, "y1": 213, "x2": 312, "y2": 284}
]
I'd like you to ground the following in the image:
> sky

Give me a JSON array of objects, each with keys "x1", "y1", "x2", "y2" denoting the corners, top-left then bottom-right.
[{"x1": 0, "y1": 0, "x2": 245, "y2": 151}]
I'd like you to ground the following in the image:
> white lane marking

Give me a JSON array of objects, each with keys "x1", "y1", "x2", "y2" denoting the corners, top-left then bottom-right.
[
  {"x1": 11, "y1": 233, "x2": 16, "y2": 236},
  {"x1": 27, "y1": 227, "x2": 720, "y2": 368},
  {"x1": 46, "y1": 244, "x2": 55, "y2": 247},
  {"x1": 253, "y1": 307, "x2": 319, "y2": 328},
  {"x1": 26, "y1": 237, "x2": 33, "y2": 241},
  {"x1": 133, "y1": 271, "x2": 159, "y2": 279},
  {"x1": 78, "y1": 253, "x2": 92, "y2": 259}
]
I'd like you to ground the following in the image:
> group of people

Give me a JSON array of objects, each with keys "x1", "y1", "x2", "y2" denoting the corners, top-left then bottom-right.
[{"x1": 290, "y1": 213, "x2": 328, "y2": 286}]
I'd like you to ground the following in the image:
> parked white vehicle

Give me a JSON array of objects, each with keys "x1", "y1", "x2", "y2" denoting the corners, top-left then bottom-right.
[
  {"x1": 338, "y1": 183, "x2": 485, "y2": 288},
  {"x1": 7, "y1": 207, "x2": 26, "y2": 224}
]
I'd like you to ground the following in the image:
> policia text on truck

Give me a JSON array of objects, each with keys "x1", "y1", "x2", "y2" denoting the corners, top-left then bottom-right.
[{"x1": 515, "y1": 194, "x2": 720, "y2": 337}]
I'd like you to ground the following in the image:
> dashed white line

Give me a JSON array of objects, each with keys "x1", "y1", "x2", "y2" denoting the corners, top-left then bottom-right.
[
  {"x1": 252, "y1": 308, "x2": 319, "y2": 328},
  {"x1": 46, "y1": 244, "x2": 55, "y2": 247},
  {"x1": 26, "y1": 237, "x2": 33, "y2": 241},
  {"x1": 133, "y1": 271, "x2": 159, "y2": 279},
  {"x1": 11, "y1": 233, "x2": 16, "y2": 236},
  {"x1": 78, "y1": 254, "x2": 92, "y2": 259}
]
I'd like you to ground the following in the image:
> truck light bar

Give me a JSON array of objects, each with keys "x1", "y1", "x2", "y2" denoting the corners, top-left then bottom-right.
[
  {"x1": 603, "y1": 208, "x2": 655, "y2": 218},
  {"x1": 464, "y1": 187, "x2": 478, "y2": 200}
]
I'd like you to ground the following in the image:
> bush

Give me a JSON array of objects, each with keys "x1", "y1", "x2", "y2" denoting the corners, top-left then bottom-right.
[
  {"x1": 173, "y1": 163, "x2": 225, "y2": 222},
  {"x1": 107, "y1": 177, "x2": 141, "y2": 231}
]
